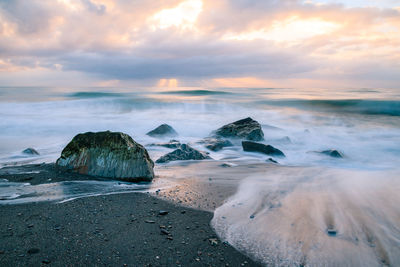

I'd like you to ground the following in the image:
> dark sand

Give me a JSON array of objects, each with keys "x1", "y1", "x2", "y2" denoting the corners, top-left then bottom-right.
[{"x1": 0, "y1": 164, "x2": 261, "y2": 266}]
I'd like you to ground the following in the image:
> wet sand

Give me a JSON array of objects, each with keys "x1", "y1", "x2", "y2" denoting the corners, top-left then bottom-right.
[{"x1": 0, "y1": 164, "x2": 261, "y2": 266}]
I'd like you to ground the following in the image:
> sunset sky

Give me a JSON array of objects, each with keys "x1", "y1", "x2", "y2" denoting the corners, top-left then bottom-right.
[{"x1": 0, "y1": 0, "x2": 399, "y2": 88}]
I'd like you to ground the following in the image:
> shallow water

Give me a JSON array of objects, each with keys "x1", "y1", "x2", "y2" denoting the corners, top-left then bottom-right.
[
  {"x1": 0, "y1": 86, "x2": 399, "y2": 266},
  {"x1": 0, "y1": 179, "x2": 170, "y2": 205}
]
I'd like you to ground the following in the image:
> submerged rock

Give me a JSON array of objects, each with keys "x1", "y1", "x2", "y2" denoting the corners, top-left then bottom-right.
[
  {"x1": 156, "y1": 144, "x2": 211, "y2": 163},
  {"x1": 147, "y1": 124, "x2": 178, "y2": 138},
  {"x1": 214, "y1": 117, "x2": 264, "y2": 141},
  {"x1": 199, "y1": 138, "x2": 233, "y2": 152},
  {"x1": 22, "y1": 148, "x2": 39, "y2": 156},
  {"x1": 148, "y1": 140, "x2": 181, "y2": 149},
  {"x1": 319, "y1": 149, "x2": 343, "y2": 158},
  {"x1": 56, "y1": 131, "x2": 154, "y2": 182},
  {"x1": 242, "y1": 141, "x2": 285, "y2": 157}
]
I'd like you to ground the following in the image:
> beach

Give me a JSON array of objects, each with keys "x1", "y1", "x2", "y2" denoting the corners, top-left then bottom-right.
[
  {"x1": 0, "y1": 87, "x2": 399, "y2": 266},
  {"x1": 0, "y1": 164, "x2": 260, "y2": 266}
]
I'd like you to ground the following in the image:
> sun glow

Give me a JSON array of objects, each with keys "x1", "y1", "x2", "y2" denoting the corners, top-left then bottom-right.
[
  {"x1": 150, "y1": 0, "x2": 203, "y2": 29},
  {"x1": 224, "y1": 17, "x2": 340, "y2": 43},
  {"x1": 158, "y1": 78, "x2": 178, "y2": 87}
]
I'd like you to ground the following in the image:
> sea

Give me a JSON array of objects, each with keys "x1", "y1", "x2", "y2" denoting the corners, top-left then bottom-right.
[{"x1": 0, "y1": 86, "x2": 399, "y2": 266}]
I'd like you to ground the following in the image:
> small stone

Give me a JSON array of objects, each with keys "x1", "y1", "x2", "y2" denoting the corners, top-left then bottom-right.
[
  {"x1": 145, "y1": 220, "x2": 155, "y2": 224},
  {"x1": 22, "y1": 148, "x2": 39, "y2": 155},
  {"x1": 209, "y1": 238, "x2": 218, "y2": 246},
  {"x1": 42, "y1": 259, "x2": 51, "y2": 264},
  {"x1": 27, "y1": 248, "x2": 40, "y2": 254},
  {"x1": 181, "y1": 210, "x2": 186, "y2": 214},
  {"x1": 327, "y1": 228, "x2": 337, "y2": 236},
  {"x1": 159, "y1": 210, "x2": 168, "y2": 216},
  {"x1": 267, "y1": 158, "x2": 278, "y2": 164},
  {"x1": 161, "y1": 229, "x2": 170, "y2": 235},
  {"x1": 250, "y1": 215, "x2": 255, "y2": 219},
  {"x1": 27, "y1": 224, "x2": 34, "y2": 228},
  {"x1": 167, "y1": 236, "x2": 173, "y2": 240},
  {"x1": 0, "y1": 250, "x2": 5, "y2": 254}
]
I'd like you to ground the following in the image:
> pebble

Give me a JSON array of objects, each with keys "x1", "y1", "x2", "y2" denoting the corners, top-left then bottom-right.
[
  {"x1": 327, "y1": 228, "x2": 337, "y2": 236},
  {"x1": 160, "y1": 229, "x2": 170, "y2": 235},
  {"x1": 159, "y1": 210, "x2": 168, "y2": 216},
  {"x1": 27, "y1": 248, "x2": 40, "y2": 254},
  {"x1": 42, "y1": 259, "x2": 51, "y2": 264},
  {"x1": 145, "y1": 220, "x2": 155, "y2": 224}
]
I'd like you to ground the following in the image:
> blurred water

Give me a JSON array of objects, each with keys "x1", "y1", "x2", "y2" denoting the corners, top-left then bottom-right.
[{"x1": 0, "y1": 86, "x2": 399, "y2": 266}]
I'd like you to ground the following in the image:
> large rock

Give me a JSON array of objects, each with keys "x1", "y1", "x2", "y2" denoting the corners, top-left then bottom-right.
[
  {"x1": 214, "y1": 117, "x2": 264, "y2": 141},
  {"x1": 147, "y1": 124, "x2": 178, "y2": 138},
  {"x1": 56, "y1": 131, "x2": 154, "y2": 181},
  {"x1": 242, "y1": 141, "x2": 285, "y2": 157},
  {"x1": 199, "y1": 138, "x2": 233, "y2": 152},
  {"x1": 156, "y1": 144, "x2": 211, "y2": 163}
]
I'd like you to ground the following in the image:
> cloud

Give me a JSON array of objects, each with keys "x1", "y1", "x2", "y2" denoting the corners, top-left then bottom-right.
[{"x1": 0, "y1": 0, "x2": 399, "y2": 88}]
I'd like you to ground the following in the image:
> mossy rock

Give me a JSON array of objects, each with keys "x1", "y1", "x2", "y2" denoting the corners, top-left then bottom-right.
[{"x1": 56, "y1": 131, "x2": 154, "y2": 181}]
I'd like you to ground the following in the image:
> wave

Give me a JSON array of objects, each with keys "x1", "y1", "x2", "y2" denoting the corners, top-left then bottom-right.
[
  {"x1": 212, "y1": 167, "x2": 400, "y2": 266},
  {"x1": 67, "y1": 91, "x2": 124, "y2": 98},
  {"x1": 258, "y1": 99, "x2": 400, "y2": 116},
  {"x1": 159, "y1": 89, "x2": 232, "y2": 96}
]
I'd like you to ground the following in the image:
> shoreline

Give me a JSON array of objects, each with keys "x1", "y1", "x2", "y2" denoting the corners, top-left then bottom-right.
[{"x1": 0, "y1": 164, "x2": 261, "y2": 266}]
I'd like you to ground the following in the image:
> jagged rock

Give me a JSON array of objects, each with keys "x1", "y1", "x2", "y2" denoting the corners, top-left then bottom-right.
[
  {"x1": 22, "y1": 148, "x2": 39, "y2": 155},
  {"x1": 199, "y1": 138, "x2": 233, "y2": 152},
  {"x1": 56, "y1": 131, "x2": 154, "y2": 181},
  {"x1": 320, "y1": 149, "x2": 343, "y2": 158},
  {"x1": 148, "y1": 140, "x2": 181, "y2": 149},
  {"x1": 147, "y1": 124, "x2": 178, "y2": 138},
  {"x1": 242, "y1": 141, "x2": 285, "y2": 157},
  {"x1": 214, "y1": 117, "x2": 264, "y2": 141},
  {"x1": 156, "y1": 144, "x2": 211, "y2": 163}
]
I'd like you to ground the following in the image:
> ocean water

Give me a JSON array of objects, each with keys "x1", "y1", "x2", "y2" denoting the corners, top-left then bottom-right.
[{"x1": 0, "y1": 86, "x2": 400, "y2": 266}]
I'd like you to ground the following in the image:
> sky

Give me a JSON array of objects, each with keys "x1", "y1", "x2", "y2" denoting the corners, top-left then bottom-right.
[{"x1": 0, "y1": 0, "x2": 399, "y2": 88}]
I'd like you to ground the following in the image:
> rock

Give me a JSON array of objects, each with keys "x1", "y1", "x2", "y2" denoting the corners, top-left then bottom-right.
[
  {"x1": 149, "y1": 140, "x2": 181, "y2": 149},
  {"x1": 159, "y1": 210, "x2": 168, "y2": 215},
  {"x1": 56, "y1": 131, "x2": 154, "y2": 182},
  {"x1": 22, "y1": 148, "x2": 39, "y2": 155},
  {"x1": 267, "y1": 158, "x2": 278, "y2": 163},
  {"x1": 147, "y1": 124, "x2": 178, "y2": 138},
  {"x1": 327, "y1": 228, "x2": 337, "y2": 236},
  {"x1": 42, "y1": 259, "x2": 51, "y2": 264},
  {"x1": 214, "y1": 117, "x2": 264, "y2": 141},
  {"x1": 199, "y1": 138, "x2": 233, "y2": 152},
  {"x1": 27, "y1": 248, "x2": 40, "y2": 254},
  {"x1": 320, "y1": 149, "x2": 343, "y2": 158},
  {"x1": 242, "y1": 141, "x2": 285, "y2": 157},
  {"x1": 156, "y1": 144, "x2": 211, "y2": 163},
  {"x1": 160, "y1": 229, "x2": 170, "y2": 235}
]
